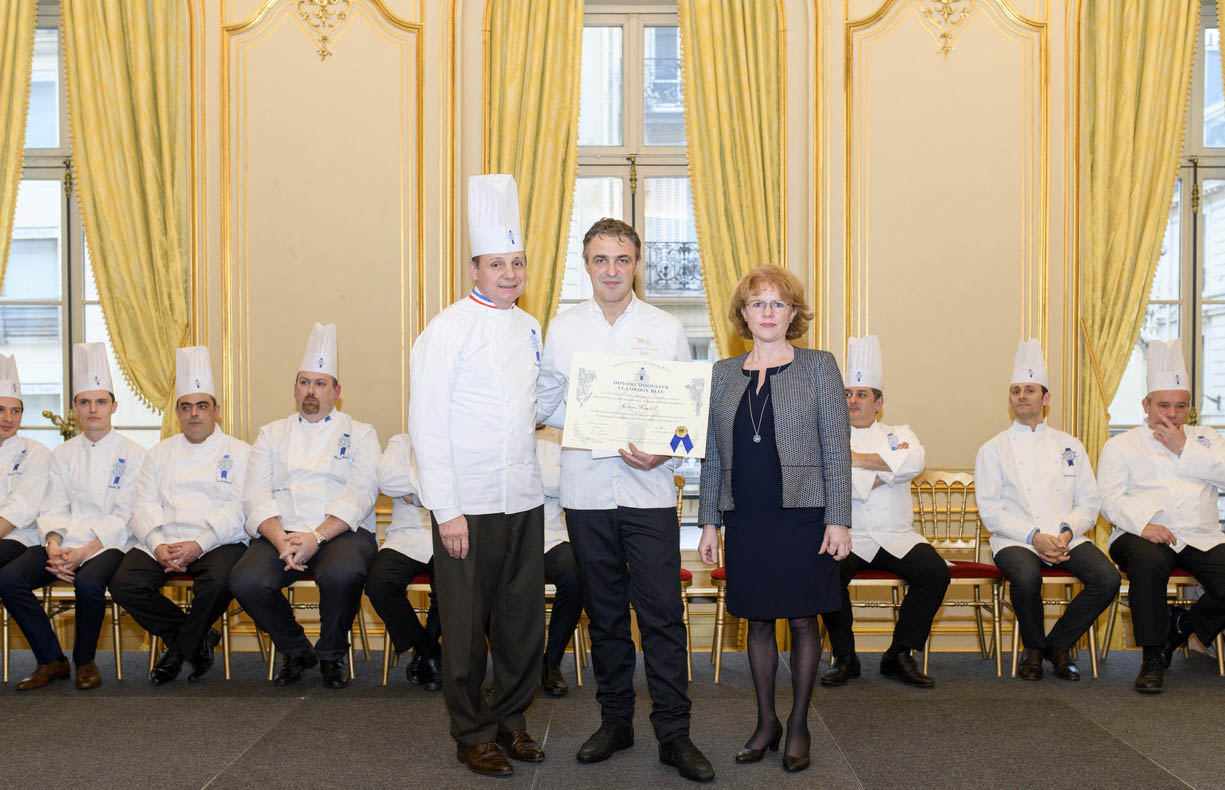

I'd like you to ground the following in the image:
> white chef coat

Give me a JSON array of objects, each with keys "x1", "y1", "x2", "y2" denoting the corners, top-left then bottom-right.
[
  {"x1": 1098, "y1": 423, "x2": 1225, "y2": 553},
  {"x1": 377, "y1": 433, "x2": 433, "y2": 564},
  {"x1": 537, "y1": 427, "x2": 569, "y2": 552},
  {"x1": 409, "y1": 293, "x2": 544, "y2": 523},
  {"x1": 974, "y1": 420, "x2": 1100, "y2": 558},
  {"x1": 849, "y1": 422, "x2": 926, "y2": 562},
  {"x1": 536, "y1": 295, "x2": 692, "y2": 510},
  {"x1": 0, "y1": 435, "x2": 52, "y2": 547},
  {"x1": 37, "y1": 428, "x2": 146, "y2": 561},
  {"x1": 244, "y1": 409, "x2": 379, "y2": 535},
  {"x1": 130, "y1": 427, "x2": 251, "y2": 557}
]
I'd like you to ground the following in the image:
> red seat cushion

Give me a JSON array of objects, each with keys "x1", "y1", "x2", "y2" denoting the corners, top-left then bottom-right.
[
  {"x1": 409, "y1": 572, "x2": 431, "y2": 585},
  {"x1": 168, "y1": 573, "x2": 193, "y2": 582},
  {"x1": 851, "y1": 569, "x2": 902, "y2": 581},
  {"x1": 1039, "y1": 567, "x2": 1078, "y2": 578},
  {"x1": 710, "y1": 566, "x2": 726, "y2": 581},
  {"x1": 679, "y1": 567, "x2": 693, "y2": 582},
  {"x1": 948, "y1": 561, "x2": 1003, "y2": 579}
]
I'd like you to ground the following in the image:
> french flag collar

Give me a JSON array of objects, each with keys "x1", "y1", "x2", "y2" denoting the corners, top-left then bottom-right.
[{"x1": 469, "y1": 288, "x2": 510, "y2": 310}]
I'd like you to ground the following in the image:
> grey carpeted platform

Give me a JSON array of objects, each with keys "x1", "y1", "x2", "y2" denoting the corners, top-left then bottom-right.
[{"x1": 0, "y1": 648, "x2": 1221, "y2": 789}]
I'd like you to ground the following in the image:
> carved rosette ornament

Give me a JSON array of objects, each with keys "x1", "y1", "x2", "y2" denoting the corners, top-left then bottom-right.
[
  {"x1": 298, "y1": 0, "x2": 353, "y2": 61},
  {"x1": 916, "y1": 0, "x2": 977, "y2": 57}
]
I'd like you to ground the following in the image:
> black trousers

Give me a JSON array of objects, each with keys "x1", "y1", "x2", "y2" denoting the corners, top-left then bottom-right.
[
  {"x1": 228, "y1": 530, "x2": 377, "y2": 662},
  {"x1": 364, "y1": 548, "x2": 439, "y2": 658},
  {"x1": 1110, "y1": 533, "x2": 1225, "y2": 646},
  {"x1": 0, "y1": 546, "x2": 124, "y2": 665},
  {"x1": 432, "y1": 508, "x2": 544, "y2": 746},
  {"x1": 822, "y1": 542, "x2": 951, "y2": 657},
  {"x1": 565, "y1": 506, "x2": 691, "y2": 743},
  {"x1": 544, "y1": 541, "x2": 583, "y2": 667},
  {"x1": 0, "y1": 538, "x2": 25, "y2": 570},
  {"x1": 995, "y1": 543, "x2": 1121, "y2": 650},
  {"x1": 108, "y1": 543, "x2": 247, "y2": 658}
]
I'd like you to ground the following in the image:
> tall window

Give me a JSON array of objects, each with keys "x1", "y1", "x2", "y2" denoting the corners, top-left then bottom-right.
[
  {"x1": 1110, "y1": 6, "x2": 1225, "y2": 435},
  {"x1": 6, "y1": 4, "x2": 161, "y2": 448},
  {"x1": 561, "y1": 9, "x2": 715, "y2": 363}
]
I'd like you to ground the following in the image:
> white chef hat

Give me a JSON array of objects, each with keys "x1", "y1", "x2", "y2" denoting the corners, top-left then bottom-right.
[
  {"x1": 72, "y1": 342, "x2": 113, "y2": 397},
  {"x1": 1146, "y1": 338, "x2": 1190, "y2": 394},
  {"x1": 298, "y1": 322, "x2": 339, "y2": 380},
  {"x1": 175, "y1": 346, "x2": 216, "y2": 400},
  {"x1": 0, "y1": 354, "x2": 20, "y2": 400},
  {"x1": 468, "y1": 174, "x2": 524, "y2": 258},
  {"x1": 1010, "y1": 338, "x2": 1049, "y2": 388},
  {"x1": 844, "y1": 335, "x2": 883, "y2": 390}
]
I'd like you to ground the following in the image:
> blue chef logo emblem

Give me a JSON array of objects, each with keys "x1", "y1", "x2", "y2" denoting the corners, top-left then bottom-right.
[
  {"x1": 508, "y1": 229, "x2": 516, "y2": 246},
  {"x1": 1198, "y1": 435, "x2": 1212, "y2": 449},
  {"x1": 109, "y1": 458, "x2": 127, "y2": 489},
  {"x1": 318, "y1": 356, "x2": 325, "y2": 369},
  {"x1": 194, "y1": 378, "x2": 201, "y2": 389},
  {"x1": 1175, "y1": 374, "x2": 1182, "y2": 386},
  {"x1": 9, "y1": 448, "x2": 26, "y2": 476},
  {"x1": 1062, "y1": 447, "x2": 1075, "y2": 467},
  {"x1": 1028, "y1": 368, "x2": 1034, "y2": 377},
  {"x1": 530, "y1": 328, "x2": 541, "y2": 363},
  {"x1": 217, "y1": 453, "x2": 234, "y2": 483},
  {"x1": 335, "y1": 433, "x2": 352, "y2": 460},
  {"x1": 856, "y1": 371, "x2": 862, "y2": 382},
  {"x1": 887, "y1": 432, "x2": 899, "y2": 451}
]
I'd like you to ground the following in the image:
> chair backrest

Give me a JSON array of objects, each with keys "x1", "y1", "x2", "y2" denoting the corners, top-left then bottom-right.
[{"x1": 910, "y1": 470, "x2": 984, "y2": 562}]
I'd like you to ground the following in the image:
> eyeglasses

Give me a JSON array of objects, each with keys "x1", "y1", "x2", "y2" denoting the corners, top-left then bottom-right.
[{"x1": 746, "y1": 300, "x2": 791, "y2": 312}]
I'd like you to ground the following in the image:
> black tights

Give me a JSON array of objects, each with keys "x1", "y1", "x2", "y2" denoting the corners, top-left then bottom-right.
[{"x1": 745, "y1": 616, "x2": 820, "y2": 759}]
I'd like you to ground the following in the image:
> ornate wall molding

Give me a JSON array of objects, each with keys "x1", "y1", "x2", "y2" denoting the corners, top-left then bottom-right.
[
  {"x1": 916, "y1": 0, "x2": 978, "y2": 56},
  {"x1": 297, "y1": 0, "x2": 352, "y2": 60}
]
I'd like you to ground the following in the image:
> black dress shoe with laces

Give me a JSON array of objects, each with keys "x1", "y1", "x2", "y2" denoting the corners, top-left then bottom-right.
[
  {"x1": 149, "y1": 648, "x2": 183, "y2": 685},
  {"x1": 658, "y1": 735, "x2": 715, "y2": 783},
  {"x1": 1043, "y1": 645, "x2": 1080, "y2": 681},
  {"x1": 541, "y1": 658, "x2": 568, "y2": 697},
  {"x1": 407, "y1": 651, "x2": 427, "y2": 685},
  {"x1": 320, "y1": 658, "x2": 348, "y2": 689},
  {"x1": 1017, "y1": 647, "x2": 1044, "y2": 681},
  {"x1": 272, "y1": 650, "x2": 318, "y2": 686},
  {"x1": 188, "y1": 628, "x2": 221, "y2": 682},
  {"x1": 422, "y1": 656, "x2": 443, "y2": 691},
  {"x1": 576, "y1": 722, "x2": 633, "y2": 763},
  {"x1": 1135, "y1": 657, "x2": 1165, "y2": 694},
  {"x1": 1161, "y1": 605, "x2": 1194, "y2": 668},
  {"x1": 819, "y1": 653, "x2": 861, "y2": 687},
  {"x1": 880, "y1": 650, "x2": 935, "y2": 688}
]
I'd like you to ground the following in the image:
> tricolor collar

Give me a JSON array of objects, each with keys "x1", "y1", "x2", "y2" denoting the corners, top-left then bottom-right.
[
  {"x1": 469, "y1": 288, "x2": 508, "y2": 309},
  {"x1": 297, "y1": 411, "x2": 334, "y2": 424}
]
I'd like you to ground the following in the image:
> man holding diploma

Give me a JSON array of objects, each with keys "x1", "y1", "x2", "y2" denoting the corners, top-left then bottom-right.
[{"x1": 537, "y1": 218, "x2": 714, "y2": 783}]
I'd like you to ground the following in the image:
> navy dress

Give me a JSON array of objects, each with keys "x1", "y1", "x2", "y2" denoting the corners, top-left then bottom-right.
[{"x1": 723, "y1": 365, "x2": 842, "y2": 620}]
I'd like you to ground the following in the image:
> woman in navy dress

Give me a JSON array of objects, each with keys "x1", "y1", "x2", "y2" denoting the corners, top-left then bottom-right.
[{"x1": 698, "y1": 266, "x2": 852, "y2": 773}]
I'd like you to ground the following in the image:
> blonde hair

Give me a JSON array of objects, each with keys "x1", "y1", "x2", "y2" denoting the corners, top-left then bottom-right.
[{"x1": 728, "y1": 265, "x2": 813, "y2": 341}]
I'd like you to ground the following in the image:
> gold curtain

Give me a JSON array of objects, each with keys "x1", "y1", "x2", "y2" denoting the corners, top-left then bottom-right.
[
  {"x1": 483, "y1": 0, "x2": 582, "y2": 333},
  {"x1": 62, "y1": 0, "x2": 189, "y2": 435},
  {"x1": 678, "y1": 0, "x2": 784, "y2": 358},
  {"x1": 0, "y1": 1, "x2": 37, "y2": 293}
]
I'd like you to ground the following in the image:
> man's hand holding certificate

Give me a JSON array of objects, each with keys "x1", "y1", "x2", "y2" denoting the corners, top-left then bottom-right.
[{"x1": 562, "y1": 352, "x2": 712, "y2": 458}]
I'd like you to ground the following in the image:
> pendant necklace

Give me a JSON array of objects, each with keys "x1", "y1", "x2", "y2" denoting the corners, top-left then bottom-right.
[{"x1": 747, "y1": 374, "x2": 770, "y2": 443}]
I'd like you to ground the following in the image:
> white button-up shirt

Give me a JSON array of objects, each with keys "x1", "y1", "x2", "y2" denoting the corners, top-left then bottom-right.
[
  {"x1": 537, "y1": 428, "x2": 569, "y2": 552},
  {"x1": 536, "y1": 295, "x2": 692, "y2": 510},
  {"x1": 1098, "y1": 423, "x2": 1225, "y2": 552},
  {"x1": 377, "y1": 433, "x2": 433, "y2": 564},
  {"x1": 244, "y1": 410, "x2": 379, "y2": 535},
  {"x1": 849, "y1": 422, "x2": 926, "y2": 562},
  {"x1": 37, "y1": 428, "x2": 146, "y2": 560},
  {"x1": 974, "y1": 421, "x2": 1100, "y2": 558},
  {"x1": 409, "y1": 293, "x2": 544, "y2": 523},
  {"x1": 0, "y1": 434, "x2": 52, "y2": 547},
  {"x1": 131, "y1": 428, "x2": 251, "y2": 557}
]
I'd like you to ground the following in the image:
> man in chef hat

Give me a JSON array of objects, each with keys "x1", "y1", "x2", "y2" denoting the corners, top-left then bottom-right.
[
  {"x1": 0, "y1": 343, "x2": 146, "y2": 690},
  {"x1": 109, "y1": 346, "x2": 252, "y2": 684},
  {"x1": 820, "y1": 335, "x2": 948, "y2": 689},
  {"x1": 976, "y1": 339, "x2": 1117, "y2": 683},
  {"x1": 230, "y1": 323, "x2": 380, "y2": 689},
  {"x1": 410, "y1": 174, "x2": 546, "y2": 777},
  {"x1": 1100, "y1": 338, "x2": 1225, "y2": 693}
]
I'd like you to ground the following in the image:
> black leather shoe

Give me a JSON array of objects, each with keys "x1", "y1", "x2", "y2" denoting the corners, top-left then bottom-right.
[
  {"x1": 576, "y1": 722, "x2": 633, "y2": 763},
  {"x1": 188, "y1": 628, "x2": 221, "y2": 682},
  {"x1": 658, "y1": 735, "x2": 715, "y2": 783},
  {"x1": 782, "y1": 752, "x2": 811, "y2": 773},
  {"x1": 1043, "y1": 645, "x2": 1080, "y2": 681},
  {"x1": 1017, "y1": 647, "x2": 1044, "y2": 681},
  {"x1": 422, "y1": 656, "x2": 443, "y2": 691},
  {"x1": 320, "y1": 658, "x2": 348, "y2": 689},
  {"x1": 407, "y1": 651, "x2": 426, "y2": 685},
  {"x1": 1135, "y1": 657, "x2": 1165, "y2": 694},
  {"x1": 733, "y1": 722, "x2": 781, "y2": 763},
  {"x1": 879, "y1": 650, "x2": 934, "y2": 688},
  {"x1": 1161, "y1": 605, "x2": 1194, "y2": 668},
  {"x1": 149, "y1": 648, "x2": 183, "y2": 685},
  {"x1": 541, "y1": 659, "x2": 568, "y2": 697},
  {"x1": 819, "y1": 653, "x2": 861, "y2": 687},
  {"x1": 272, "y1": 650, "x2": 318, "y2": 686}
]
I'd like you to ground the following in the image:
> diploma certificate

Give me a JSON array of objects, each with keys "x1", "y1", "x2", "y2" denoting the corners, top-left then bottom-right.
[{"x1": 562, "y1": 352, "x2": 712, "y2": 458}]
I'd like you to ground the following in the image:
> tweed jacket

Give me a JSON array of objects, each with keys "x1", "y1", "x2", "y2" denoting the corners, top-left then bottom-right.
[{"x1": 698, "y1": 347, "x2": 852, "y2": 528}]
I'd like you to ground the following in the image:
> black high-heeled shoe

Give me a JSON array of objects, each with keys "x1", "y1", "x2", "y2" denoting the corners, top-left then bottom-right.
[
  {"x1": 734, "y1": 723, "x2": 782, "y2": 763},
  {"x1": 782, "y1": 728, "x2": 810, "y2": 773}
]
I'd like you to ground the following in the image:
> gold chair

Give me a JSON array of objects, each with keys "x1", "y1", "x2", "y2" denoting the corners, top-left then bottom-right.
[
  {"x1": 1099, "y1": 566, "x2": 1225, "y2": 675},
  {"x1": 1, "y1": 601, "x2": 9, "y2": 682},
  {"x1": 1004, "y1": 568, "x2": 1101, "y2": 678},
  {"x1": 675, "y1": 474, "x2": 696, "y2": 681},
  {"x1": 261, "y1": 578, "x2": 369, "y2": 680},
  {"x1": 37, "y1": 582, "x2": 125, "y2": 679},
  {"x1": 140, "y1": 575, "x2": 245, "y2": 680}
]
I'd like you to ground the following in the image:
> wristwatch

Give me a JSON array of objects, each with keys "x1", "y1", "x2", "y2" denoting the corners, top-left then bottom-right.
[{"x1": 311, "y1": 529, "x2": 327, "y2": 545}]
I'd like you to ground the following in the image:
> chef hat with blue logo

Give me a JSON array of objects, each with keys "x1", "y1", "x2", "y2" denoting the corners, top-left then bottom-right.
[
  {"x1": 0, "y1": 354, "x2": 21, "y2": 400},
  {"x1": 175, "y1": 346, "x2": 216, "y2": 400},
  {"x1": 72, "y1": 342, "x2": 113, "y2": 397},
  {"x1": 298, "y1": 322, "x2": 339, "y2": 380},
  {"x1": 1010, "y1": 338, "x2": 1048, "y2": 388},
  {"x1": 468, "y1": 174, "x2": 524, "y2": 258},
  {"x1": 1146, "y1": 338, "x2": 1190, "y2": 395},
  {"x1": 844, "y1": 335, "x2": 883, "y2": 390}
]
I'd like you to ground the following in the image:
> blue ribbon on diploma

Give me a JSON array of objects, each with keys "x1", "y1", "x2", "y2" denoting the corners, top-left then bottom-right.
[{"x1": 670, "y1": 426, "x2": 694, "y2": 454}]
